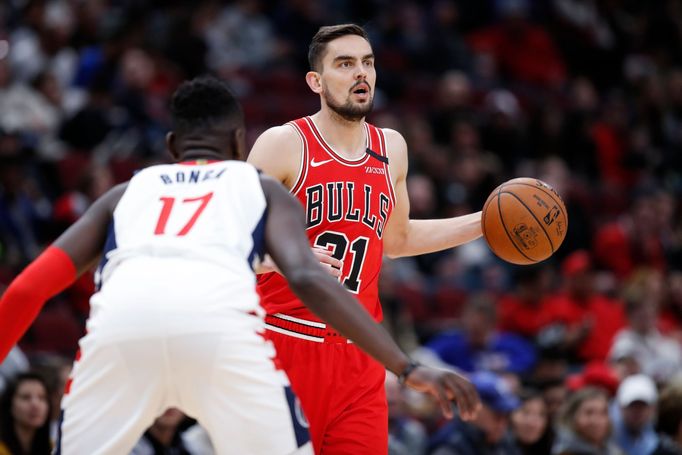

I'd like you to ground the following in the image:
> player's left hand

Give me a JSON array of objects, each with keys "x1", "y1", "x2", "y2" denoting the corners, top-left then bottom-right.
[
  {"x1": 311, "y1": 247, "x2": 342, "y2": 278},
  {"x1": 255, "y1": 248, "x2": 342, "y2": 277},
  {"x1": 404, "y1": 366, "x2": 481, "y2": 421}
]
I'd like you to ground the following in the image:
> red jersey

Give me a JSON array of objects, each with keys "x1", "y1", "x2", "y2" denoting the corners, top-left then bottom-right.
[{"x1": 257, "y1": 116, "x2": 395, "y2": 322}]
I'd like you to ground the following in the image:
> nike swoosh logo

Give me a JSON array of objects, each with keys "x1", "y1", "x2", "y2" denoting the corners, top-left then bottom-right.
[{"x1": 310, "y1": 158, "x2": 334, "y2": 167}]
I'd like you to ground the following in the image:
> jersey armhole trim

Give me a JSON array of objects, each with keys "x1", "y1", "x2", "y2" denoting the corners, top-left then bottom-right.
[
  {"x1": 378, "y1": 128, "x2": 397, "y2": 206},
  {"x1": 288, "y1": 122, "x2": 309, "y2": 196}
]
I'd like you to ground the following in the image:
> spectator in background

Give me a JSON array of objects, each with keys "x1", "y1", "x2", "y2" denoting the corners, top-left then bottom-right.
[
  {"x1": 30, "y1": 354, "x2": 71, "y2": 443},
  {"x1": 467, "y1": 0, "x2": 566, "y2": 88},
  {"x1": 608, "y1": 270, "x2": 682, "y2": 384},
  {"x1": 429, "y1": 71, "x2": 475, "y2": 147},
  {"x1": 498, "y1": 265, "x2": 552, "y2": 340},
  {"x1": 0, "y1": 372, "x2": 52, "y2": 455},
  {"x1": 552, "y1": 387, "x2": 622, "y2": 455},
  {"x1": 612, "y1": 374, "x2": 659, "y2": 455},
  {"x1": 536, "y1": 378, "x2": 569, "y2": 427},
  {"x1": 511, "y1": 389, "x2": 554, "y2": 455},
  {"x1": 0, "y1": 153, "x2": 53, "y2": 268},
  {"x1": 653, "y1": 380, "x2": 682, "y2": 455},
  {"x1": 566, "y1": 361, "x2": 620, "y2": 398},
  {"x1": 386, "y1": 373, "x2": 428, "y2": 455},
  {"x1": 593, "y1": 187, "x2": 669, "y2": 281},
  {"x1": 542, "y1": 250, "x2": 626, "y2": 363},
  {"x1": 130, "y1": 408, "x2": 191, "y2": 455},
  {"x1": 429, "y1": 371, "x2": 521, "y2": 455},
  {"x1": 425, "y1": 293, "x2": 536, "y2": 377}
]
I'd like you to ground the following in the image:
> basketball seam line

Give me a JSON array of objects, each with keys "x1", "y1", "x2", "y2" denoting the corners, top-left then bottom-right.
[
  {"x1": 497, "y1": 186, "x2": 534, "y2": 262},
  {"x1": 506, "y1": 182, "x2": 567, "y2": 218},
  {"x1": 501, "y1": 191, "x2": 555, "y2": 253}
]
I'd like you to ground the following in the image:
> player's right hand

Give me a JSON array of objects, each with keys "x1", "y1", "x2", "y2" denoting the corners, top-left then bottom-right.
[
  {"x1": 404, "y1": 366, "x2": 481, "y2": 421},
  {"x1": 312, "y1": 247, "x2": 343, "y2": 278}
]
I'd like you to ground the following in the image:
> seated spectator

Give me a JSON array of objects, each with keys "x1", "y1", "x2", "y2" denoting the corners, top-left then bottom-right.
[
  {"x1": 0, "y1": 372, "x2": 52, "y2": 455},
  {"x1": 552, "y1": 387, "x2": 622, "y2": 455},
  {"x1": 593, "y1": 187, "x2": 669, "y2": 281},
  {"x1": 429, "y1": 371, "x2": 521, "y2": 455},
  {"x1": 542, "y1": 251, "x2": 626, "y2": 362},
  {"x1": 566, "y1": 362, "x2": 621, "y2": 398},
  {"x1": 30, "y1": 354, "x2": 72, "y2": 443},
  {"x1": 609, "y1": 273, "x2": 682, "y2": 384},
  {"x1": 536, "y1": 378, "x2": 569, "y2": 427},
  {"x1": 512, "y1": 389, "x2": 554, "y2": 455},
  {"x1": 130, "y1": 408, "x2": 191, "y2": 455},
  {"x1": 654, "y1": 380, "x2": 682, "y2": 455},
  {"x1": 498, "y1": 265, "x2": 553, "y2": 340},
  {"x1": 466, "y1": 0, "x2": 566, "y2": 87},
  {"x1": 425, "y1": 293, "x2": 536, "y2": 376},
  {"x1": 612, "y1": 374, "x2": 659, "y2": 455},
  {"x1": 386, "y1": 373, "x2": 428, "y2": 455}
]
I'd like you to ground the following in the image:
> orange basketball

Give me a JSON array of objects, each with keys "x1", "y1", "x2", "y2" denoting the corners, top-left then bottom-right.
[{"x1": 481, "y1": 178, "x2": 568, "y2": 265}]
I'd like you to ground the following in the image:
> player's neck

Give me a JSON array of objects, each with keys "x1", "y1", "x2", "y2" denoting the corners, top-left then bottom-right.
[
  {"x1": 311, "y1": 110, "x2": 366, "y2": 160},
  {"x1": 179, "y1": 149, "x2": 228, "y2": 162}
]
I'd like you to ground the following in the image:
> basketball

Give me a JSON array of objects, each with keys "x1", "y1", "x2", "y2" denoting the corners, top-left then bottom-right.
[{"x1": 481, "y1": 178, "x2": 568, "y2": 265}]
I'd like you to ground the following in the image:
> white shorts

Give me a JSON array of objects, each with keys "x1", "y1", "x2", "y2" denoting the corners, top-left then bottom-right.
[{"x1": 57, "y1": 324, "x2": 312, "y2": 454}]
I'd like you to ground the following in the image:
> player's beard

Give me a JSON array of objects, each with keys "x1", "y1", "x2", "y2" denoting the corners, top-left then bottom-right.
[{"x1": 324, "y1": 90, "x2": 374, "y2": 122}]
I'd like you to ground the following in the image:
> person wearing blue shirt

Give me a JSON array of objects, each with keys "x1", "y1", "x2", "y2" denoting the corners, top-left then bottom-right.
[{"x1": 426, "y1": 293, "x2": 536, "y2": 375}]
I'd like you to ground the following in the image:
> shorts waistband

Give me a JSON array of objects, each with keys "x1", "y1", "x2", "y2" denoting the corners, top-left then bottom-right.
[{"x1": 264, "y1": 313, "x2": 351, "y2": 344}]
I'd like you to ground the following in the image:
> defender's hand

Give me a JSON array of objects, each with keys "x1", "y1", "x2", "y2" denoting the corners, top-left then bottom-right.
[{"x1": 404, "y1": 366, "x2": 481, "y2": 421}]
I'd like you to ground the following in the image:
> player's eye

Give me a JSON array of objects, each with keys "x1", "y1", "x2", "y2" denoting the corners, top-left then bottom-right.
[
  {"x1": 364, "y1": 60, "x2": 374, "y2": 67},
  {"x1": 340, "y1": 61, "x2": 352, "y2": 68}
]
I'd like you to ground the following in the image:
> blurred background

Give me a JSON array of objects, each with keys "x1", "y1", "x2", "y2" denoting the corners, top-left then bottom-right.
[{"x1": 0, "y1": 0, "x2": 681, "y2": 454}]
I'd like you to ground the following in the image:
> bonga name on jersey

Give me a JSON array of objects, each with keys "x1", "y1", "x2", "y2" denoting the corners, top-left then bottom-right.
[
  {"x1": 305, "y1": 182, "x2": 390, "y2": 238},
  {"x1": 159, "y1": 168, "x2": 227, "y2": 185}
]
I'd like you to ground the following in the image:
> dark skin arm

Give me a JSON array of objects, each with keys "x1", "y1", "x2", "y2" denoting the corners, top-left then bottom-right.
[
  {"x1": 49, "y1": 176, "x2": 479, "y2": 420},
  {"x1": 260, "y1": 175, "x2": 480, "y2": 420},
  {"x1": 53, "y1": 183, "x2": 128, "y2": 273}
]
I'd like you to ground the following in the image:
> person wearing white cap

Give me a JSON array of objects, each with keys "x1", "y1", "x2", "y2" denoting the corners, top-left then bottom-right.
[{"x1": 612, "y1": 374, "x2": 659, "y2": 455}]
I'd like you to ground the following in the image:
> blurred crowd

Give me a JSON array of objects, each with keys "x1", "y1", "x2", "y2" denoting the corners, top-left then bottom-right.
[{"x1": 0, "y1": 0, "x2": 681, "y2": 453}]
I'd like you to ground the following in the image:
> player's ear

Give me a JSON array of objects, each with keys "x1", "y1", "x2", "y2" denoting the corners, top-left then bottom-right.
[
  {"x1": 232, "y1": 127, "x2": 246, "y2": 161},
  {"x1": 166, "y1": 132, "x2": 180, "y2": 161},
  {"x1": 305, "y1": 71, "x2": 323, "y2": 94}
]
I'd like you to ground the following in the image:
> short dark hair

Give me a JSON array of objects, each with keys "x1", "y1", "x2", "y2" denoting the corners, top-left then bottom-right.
[
  {"x1": 308, "y1": 24, "x2": 370, "y2": 71},
  {"x1": 170, "y1": 76, "x2": 243, "y2": 136}
]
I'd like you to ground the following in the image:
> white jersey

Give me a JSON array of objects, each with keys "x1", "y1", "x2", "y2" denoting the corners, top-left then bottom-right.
[
  {"x1": 60, "y1": 161, "x2": 312, "y2": 455},
  {"x1": 87, "y1": 160, "x2": 268, "y2": 340}
]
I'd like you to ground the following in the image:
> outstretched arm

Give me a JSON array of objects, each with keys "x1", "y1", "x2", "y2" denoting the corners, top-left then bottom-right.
[
  {"x1": 382, "y1": 129, "x2": 482, "y2": 258},
  {"x1": 260, "y1": 175, "x2": 480, "y2": 419},
  {"x1": 0, "y1": 184, "x2": 127, "y2": 360}
]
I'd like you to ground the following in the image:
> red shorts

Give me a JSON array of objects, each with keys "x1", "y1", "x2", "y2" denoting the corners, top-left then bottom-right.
[{"x1": 265, "y1": 317, "x2": 388, "y2": 455}]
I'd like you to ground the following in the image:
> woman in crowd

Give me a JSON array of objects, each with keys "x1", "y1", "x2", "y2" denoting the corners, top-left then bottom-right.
[
  {"x1": 552, "y1": 387, "x2": 622, "y2": 455},
  {"x1": 0, "y1": 372, "x2": 51, "y2": 455},
  {"x1": 512, "y1": 389, "x2": 554, "y2": 454}
]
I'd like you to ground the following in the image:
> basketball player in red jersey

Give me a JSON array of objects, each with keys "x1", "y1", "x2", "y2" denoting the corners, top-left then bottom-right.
[{"x1": 248, "y1": 24, "x2": 483, "y2": 453}]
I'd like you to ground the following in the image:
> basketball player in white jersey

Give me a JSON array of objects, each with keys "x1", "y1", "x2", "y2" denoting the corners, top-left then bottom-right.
[{"x1": 0, "y1": 77, "x2": 479, "y2": 454}]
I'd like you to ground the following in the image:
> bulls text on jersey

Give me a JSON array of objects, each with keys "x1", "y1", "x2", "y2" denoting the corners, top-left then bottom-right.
[{"x1": 305, "y1": 182, "x2": 390, "y2": 239}]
